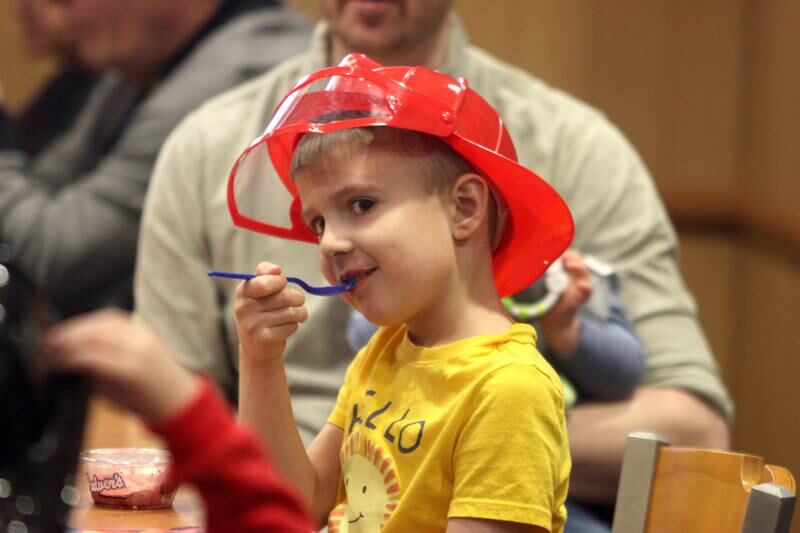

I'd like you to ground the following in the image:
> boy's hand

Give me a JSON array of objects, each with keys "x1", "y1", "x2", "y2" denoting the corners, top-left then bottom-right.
[
  {"x1": 234, "y1": 262, "x2": 309, "y2": 364},
  {"x1": 44, "y1": 309, "x2": 200, "y2": 423},
  {"x1": 539, "y1": 250, "x2": 593, "y2": 355}
]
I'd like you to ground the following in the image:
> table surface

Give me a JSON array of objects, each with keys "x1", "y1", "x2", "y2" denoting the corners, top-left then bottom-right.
[{"x1": 67, "y1": 396, "x2": 205, "y2": 531}]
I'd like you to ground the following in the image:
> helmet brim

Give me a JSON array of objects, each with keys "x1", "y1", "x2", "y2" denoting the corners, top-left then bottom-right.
[{"x1": 450, "y1": 135, "x2": 574, "y2": 297}]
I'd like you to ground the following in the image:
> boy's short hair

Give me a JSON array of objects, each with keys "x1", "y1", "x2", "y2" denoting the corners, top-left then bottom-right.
[
  {"x1": 289, "y1": 126, "x2": 475, "y2": 194},
  {"x1": 290, "y1": 126, "x2": 503, "y2": 246}
]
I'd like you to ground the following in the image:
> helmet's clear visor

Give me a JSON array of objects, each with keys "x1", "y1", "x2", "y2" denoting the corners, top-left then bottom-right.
[
  {"x1": 228, "y1": 73, "x2": 399, "y2": 242},
  {"x1": 265, "y1": 75, "x2": 394, "y2": 135}
]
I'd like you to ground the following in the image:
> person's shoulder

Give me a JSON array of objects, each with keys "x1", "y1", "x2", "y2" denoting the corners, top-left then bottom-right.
[
  {"x1": 183, "y1": 5, "x2": 312, "y2": 75},
  {"x1": 145, "y1": 5, "x2": 310, "y2": 111},
  {"x1": 477, "y1": 324, "x2": 564, "y2": 403},
  {"x1": 196, "y1": 53, "x2": 311, "y2": 115},
  {"x1": 466, "y1": 357, "x2": 566, "y2": 426},
  {"x1": 488, "y1": 356, "x2": 563, "y2": 398},
  {"x1": 461, "y1": 44, "x2": 650, "y2": 198},
  {"x1": 164, "y1": 52, "x2": 312, "y2": 148},
  {"x1": 465, "y1": 46, "x2": 605, "y2": 122},
  {"x1": 462, "y1": 45, "x2": 634, "y2": 159}
]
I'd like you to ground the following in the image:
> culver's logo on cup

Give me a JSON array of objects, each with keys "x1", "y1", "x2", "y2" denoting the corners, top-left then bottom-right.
[{"x1": 87, "y1": 472, "x2": 126, "y2": 493}]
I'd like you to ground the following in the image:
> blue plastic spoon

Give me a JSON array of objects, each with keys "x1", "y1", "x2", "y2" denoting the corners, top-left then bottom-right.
[{"x1": 207, "y1": 270, "x2": 355, "y2": 296}]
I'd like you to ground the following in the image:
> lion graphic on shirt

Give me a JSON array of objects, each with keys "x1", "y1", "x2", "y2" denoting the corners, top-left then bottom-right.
[{"x1": 328, "y1": 431, "x2": 400, "y2": 532}]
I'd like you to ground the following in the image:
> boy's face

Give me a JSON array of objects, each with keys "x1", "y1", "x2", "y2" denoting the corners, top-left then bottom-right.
[{"x1": 295, "y1": 147, "x2": 457, "y2": 328}]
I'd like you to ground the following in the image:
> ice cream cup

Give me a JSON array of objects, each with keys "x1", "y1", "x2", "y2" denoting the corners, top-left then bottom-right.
[{"x1": 80, "y1": 448, "x2": 177, "y2": 509}]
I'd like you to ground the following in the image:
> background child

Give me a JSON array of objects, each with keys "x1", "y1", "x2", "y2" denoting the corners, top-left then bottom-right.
[
  {"x1": 525, "y1": 250, "x2": 644, "y2": 406},
  {"x1": 45, "y1": 310, "x2": 312, "y2": 533},
  {"x1": 347, "y1": 249, "x2": 645, "y2": 409},
  {"x1": 227, "y1": 54, "x2": 574, "y2": 532}
]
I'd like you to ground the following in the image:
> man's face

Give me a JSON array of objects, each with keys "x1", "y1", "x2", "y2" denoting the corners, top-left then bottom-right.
[
  {"x1": 11, "y1": 0, "x2": 74, "y2": 56},
  {"x1": 62, "y1": 0, "x2": 138, "y2": 72},
  {"x1": 56, "y1": 0, "x2": 167, "y2": 77},
  {"x1": 320, "y1": 0, "x2": 453, "y2": 62}
]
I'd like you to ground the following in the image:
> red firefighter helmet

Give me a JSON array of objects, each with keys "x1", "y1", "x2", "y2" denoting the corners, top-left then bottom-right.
[{"x1": 227, "y1": 53, "x2": 574, "y2": 297}]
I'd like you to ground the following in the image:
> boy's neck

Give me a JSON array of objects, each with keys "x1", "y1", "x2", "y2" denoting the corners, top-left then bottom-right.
[
  {"x1": 405, "y1": 271, "x2": 512, "y2": 348},
  {"x1": 405, "y1": 214, "x2": 512, "y2": 347},
  {"x1": 406, "y1": 306, "x2": 513, "y2": 348}
]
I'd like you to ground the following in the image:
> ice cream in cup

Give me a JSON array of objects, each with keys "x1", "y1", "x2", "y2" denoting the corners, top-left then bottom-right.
[{"x1": 80, "y1": 448, "x2": 177, "y2": 509}]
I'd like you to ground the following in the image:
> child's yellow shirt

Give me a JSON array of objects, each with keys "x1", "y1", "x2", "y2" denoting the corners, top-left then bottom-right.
[{"x1": 327, "y1": 322, "x2": 570, "y2": 532}]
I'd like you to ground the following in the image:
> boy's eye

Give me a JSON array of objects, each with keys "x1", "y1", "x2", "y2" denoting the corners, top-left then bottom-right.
[
  {"x1": 309, "y1": 216, "x2": 325, "y2": 236},
  {"x1": 350, "y1": 198, "x2": 375, "y2": 215}
]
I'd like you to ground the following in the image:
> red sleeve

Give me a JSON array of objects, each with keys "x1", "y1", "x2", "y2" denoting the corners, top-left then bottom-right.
[{"x1": 148, "y1": 377, "x2": 313, "y2": 533}]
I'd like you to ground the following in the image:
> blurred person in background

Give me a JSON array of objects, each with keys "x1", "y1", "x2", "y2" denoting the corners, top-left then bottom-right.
[
  {"x1": 0, "y1": 0, "x2": 309, "y2": 318},
  {"x1": 134, "y1": 1, "x2": 732, "y2": 531},
  {"x1": 3, "y1": 0, "x2": 96, "y2": 156}
]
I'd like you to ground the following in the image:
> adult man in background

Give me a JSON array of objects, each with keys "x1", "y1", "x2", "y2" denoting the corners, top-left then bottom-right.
[
  {"x1": 1, "y1": 0, "x2": 97, "y2": 156},
  {"x1": 134, "y1": 1, "x2": 732, "y2": 530},
  {"x1": 0, "y1": 0, "x2": 308, "y2": 317}
]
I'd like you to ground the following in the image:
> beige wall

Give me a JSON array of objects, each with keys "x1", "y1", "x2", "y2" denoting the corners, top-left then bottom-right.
[{"x1": 4, "y1": 0, "x2": 799, "y2": 527}]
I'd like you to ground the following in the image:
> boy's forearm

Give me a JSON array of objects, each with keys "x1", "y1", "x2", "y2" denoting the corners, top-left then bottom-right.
[
  {"x1": 566, "y1": 386, "x2": 730, "y2": 504},
  {"x1": 238, "y1": 349, "x2": 319, "y2": 508}
]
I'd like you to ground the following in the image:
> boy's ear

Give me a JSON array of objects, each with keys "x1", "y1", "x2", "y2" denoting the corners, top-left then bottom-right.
[{"x1": 449, "y1": 173, "x2": 491, "y2": 243}]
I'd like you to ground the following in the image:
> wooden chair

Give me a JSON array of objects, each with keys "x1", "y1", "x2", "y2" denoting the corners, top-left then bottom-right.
[{"x1": 612, "y1": 432, "x2": 796, "y2": 533}]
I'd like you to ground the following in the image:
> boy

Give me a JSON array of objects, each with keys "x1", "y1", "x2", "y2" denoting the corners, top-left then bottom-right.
[{"x1": 228, "y1": 54, "x2": 574, "y2": 532}]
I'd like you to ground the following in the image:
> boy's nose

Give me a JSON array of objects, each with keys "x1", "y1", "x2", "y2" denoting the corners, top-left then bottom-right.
[{"x1": 319, "y1": 226, "x2": 354, "y2": 257}]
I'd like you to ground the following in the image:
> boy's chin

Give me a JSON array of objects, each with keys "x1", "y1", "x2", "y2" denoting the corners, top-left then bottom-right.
[{"x1": 356, "y1": 308, "x2": 403, "y2": 330}]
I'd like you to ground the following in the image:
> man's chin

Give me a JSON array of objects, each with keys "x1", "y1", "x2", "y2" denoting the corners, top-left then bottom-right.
[
  {"x1": 340, "y1": 26, "x2": 400, "y2": 50},
  {"x1": 343, "y1": 0, "x2": 400, "y2": 16}
]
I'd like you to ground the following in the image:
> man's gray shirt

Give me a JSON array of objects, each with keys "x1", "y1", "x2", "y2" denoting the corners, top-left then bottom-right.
[{"x1": 0, "y1": 3, "x2": 309, "y2": 316}]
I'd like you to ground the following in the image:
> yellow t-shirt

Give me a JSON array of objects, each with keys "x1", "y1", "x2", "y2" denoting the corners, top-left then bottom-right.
[{"x1": 327, "y1": 323, "x2": 570, "y2": 533}]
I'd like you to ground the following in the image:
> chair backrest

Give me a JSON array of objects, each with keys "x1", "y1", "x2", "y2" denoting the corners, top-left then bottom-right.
[{"x1": 612, "y1": 432, "x2": 796, "y2": 533}]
